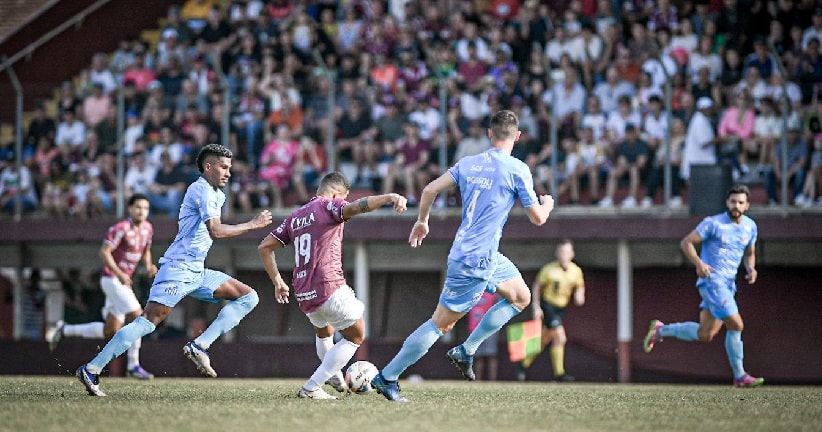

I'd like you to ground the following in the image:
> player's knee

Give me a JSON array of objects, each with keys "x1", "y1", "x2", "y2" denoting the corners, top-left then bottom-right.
[
  {"x1": 239, "y1": 290, "x2": 259, "y2": 310},
  {"x1": 697, "y1": 330, "x2": 715, "y2": 342}
]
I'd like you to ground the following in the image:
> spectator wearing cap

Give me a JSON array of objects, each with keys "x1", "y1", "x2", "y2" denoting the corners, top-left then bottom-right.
[
  {"x1": 598, "y1": 123, "x2": 651, "y2": 208},
  {"x1": 801, "y1": 8, "x2": 822, "y2": 54},
  {"x1": 25, "y1": 102, "x2": 56, "y2": 148},
  {"x1": 743, "y1": 37, "x2": 778, "y2": 81},
  {"x1": 122, "y1": 51, "x2": 156, "y2": 92},
  {"x1": 88, "y1": 53, "x2": 118, "y2": 95},
  {"x1": 0, "y1": 153, "x2": 39, "y2": 214},
  {"x1": 764, "y1": 119, "x2": 808, "y2": 205},
  {"x1": 156, "y1": 28, "x2": 186, "y2": 72},
  {"x1": 680, "y1": 97, "x2": 718, "y2": 182}
]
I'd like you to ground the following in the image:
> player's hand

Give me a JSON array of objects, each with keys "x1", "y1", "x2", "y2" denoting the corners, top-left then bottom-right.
[
  {"x1": 252, "y1": 209, "x2": 273, "y2": 229},
  {"x1": 118, "y1": 274, "x2": 133, "y2": 287},
  {"x1": 539, "y1": 194, "x2": 555, "y2": 212},
  {"x1": 147, "y1": 264, "x2": 159, "y2": 279},
  {"x1": 745, "y1": 268, "x2": 757, "y2": 284},
  {"x1": 696, "y1": 260, "x2": 713, "y2": 278},
  {"x1": 408, "y1": 220, "x2": 429, "y2": 248},
  {"x1": 532, "y1": 306, "x2": 544, "y2": 321},
  {"x1": 274, "y1": 280, "x2": 290, "y2": 304},
  {"x1": 390, "y1": 193, "x2": 408, "y2": 213}
]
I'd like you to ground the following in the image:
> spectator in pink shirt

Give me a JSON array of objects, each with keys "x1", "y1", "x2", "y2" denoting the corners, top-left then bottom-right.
[{"x1": 717, "y1": 90, "x2": 756, "y2": 177}]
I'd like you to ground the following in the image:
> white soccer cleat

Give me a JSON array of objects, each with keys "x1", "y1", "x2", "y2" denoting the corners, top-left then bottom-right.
[
  {"x1": 325, "y1": 372, "x2": 348, "y2": 393},
  {"x1": 76, "y1": 365, "x2": 106, "y2": 397},
  {"x1": 46, "y1": 320, "x2": 64, "y2": 352},
  {"x1": 183, "y1": 341, "x2": 217, "y2": 377},
  {"x1": 298, "y1": 387, "x2": 338, "y2": 400}
]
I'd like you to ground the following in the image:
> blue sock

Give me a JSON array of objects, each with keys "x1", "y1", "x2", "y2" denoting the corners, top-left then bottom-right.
[
  {"x1": 382, "y1": 319, "x2": 442, "y2": 381},
  {"x1": 195, "y1": 291, "x2": 259, "y2": 349},
  {"x1": 725, "y1": 330, "x2": 746, "y2": 379},
  {"x1": 462, "y1": 299, "x2": 521, "y2": 355},
  {"x1": 87, "y1": 316, "x2": 155, "y2": 374},
  {"x1": 659, "y1": 322, "x2": 699, "y2": 341}
]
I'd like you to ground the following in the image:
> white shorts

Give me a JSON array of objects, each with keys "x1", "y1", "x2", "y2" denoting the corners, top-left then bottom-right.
[
  {"x1": 305, "y1": 285, "x2": 364, "y2": 331},
  {"x1": 100, "y1": 276, "x2": 142, "y2": 322}
]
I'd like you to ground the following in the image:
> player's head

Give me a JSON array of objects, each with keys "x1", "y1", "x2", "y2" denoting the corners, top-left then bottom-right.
[
  {"x1": 196, "y1": 144, "x2": 233, "y2": 188},
  {"x1": 488, "y1": 110, "x2": 521, "y2": 142},
  {"x1": 556, "y1": 238, "x2": 575, "y2": 265},
  {"x1": 317, "y1": 171, "x2": 351, "y2": 199},
  {"x1": 726, "y1": 184, "x2": 751, "y2": 220},
  {"x1": 127, "y1": 193, "x2": 150, "y2": 222}
]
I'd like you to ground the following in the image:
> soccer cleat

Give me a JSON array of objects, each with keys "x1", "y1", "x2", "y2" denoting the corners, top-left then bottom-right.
[
  {"x1": 371, "y1": 372, "x2": 409, "y2": 402},
  {"x1": 127, "y1": 365, "x2": 155, "y2": 380},
  {"x1": 298, "y1": 387, "x2": 338, "y2": 400},
  {"x1": 446, "y1": 345, "x2": 476, "y2": 381},
  {"x1": 46, "y1": 320, "x2": 65, "y2": 352},
  {"x1": 643, "y1": 320, "x2": 664, "y2": 353},
  {"x1": 183, "y1": 341, "x2": 217, "y2": 377},
  {"x1": 733, "y1": 374, "x2": 765, "y2": 388},
  {"x1": 325, "y1": 372, "x2": 348, "y2": 393},
  {"x1": 554, "y1": 374, "x2": 575, "y2": 382},
  {"x1": 76, "y1": 365, "x2": 106, "y2": 397}
]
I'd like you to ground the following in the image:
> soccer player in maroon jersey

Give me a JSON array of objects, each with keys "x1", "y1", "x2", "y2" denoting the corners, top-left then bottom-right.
[
  {"x1": 47, "y1": 194, "x2": 158, "y2": 379},
  {"x1": 258, "y1": 171, "x2": 408, "y2": 399}
]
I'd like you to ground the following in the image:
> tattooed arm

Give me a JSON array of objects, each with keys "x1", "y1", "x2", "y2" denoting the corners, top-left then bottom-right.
[{"x1": 342, "y1": 193, "x2": 408, "y2": 219}]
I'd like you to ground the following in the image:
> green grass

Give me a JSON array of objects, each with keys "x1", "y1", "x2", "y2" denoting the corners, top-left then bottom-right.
[{"x1": 1, "y1": 376, "x2": 820, "y2": 432}]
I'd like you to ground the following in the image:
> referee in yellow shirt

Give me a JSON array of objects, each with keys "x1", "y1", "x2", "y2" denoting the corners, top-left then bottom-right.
[{"x1": 518, "y1": 239, "x2": 585, "y2": 382}]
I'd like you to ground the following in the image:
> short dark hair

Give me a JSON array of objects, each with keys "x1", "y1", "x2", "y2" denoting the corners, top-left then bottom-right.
[
  {"x1": 317, "y1": 171, "x2": 350, "y2": 193},
  {"x1": 196, "y1": 143, "x2": 232, "y2": 173},
  {"x1": 727, "y1": 184, "x2": 750, "y2": 200},
  {"x1": 128, "y1": 193, "x2": 150, "y2": 206}
]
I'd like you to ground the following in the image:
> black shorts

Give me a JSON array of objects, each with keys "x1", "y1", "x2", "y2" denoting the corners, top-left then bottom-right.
[{"x1": 540, "y1": 301, "x2": 567, "y2": 329}]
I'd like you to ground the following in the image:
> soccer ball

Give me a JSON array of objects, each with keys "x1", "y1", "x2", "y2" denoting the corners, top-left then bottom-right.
[{"x1": 345, "y1": 360, "x2": 378, "y2": 394}]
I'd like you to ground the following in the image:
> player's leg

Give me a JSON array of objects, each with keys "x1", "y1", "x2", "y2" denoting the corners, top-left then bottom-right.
[
  {"x1": 190, "y1": 272, "x2": 259, "y2": 351},
  {"x1": 550, "y1": 325, "x2": 574, "y2": 381},
  {"x1": 721, "y1": 307, "x2": 763, "y2": 386},
  {"x1": 460, "y1": 255, "x2": 528, "y2": 358},
  {"x1": 303, "y1": 287, "x2": 364, "y2": 396}
]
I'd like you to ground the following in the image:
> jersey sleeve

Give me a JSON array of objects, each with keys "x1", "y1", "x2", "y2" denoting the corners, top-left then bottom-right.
[
  {"x1": 695, "y1": 216, "x2": 714, "y2": 240},
  {"x1": 199, "y1": 184, "x2": 222, "y2": 222},
  {"x1": 513, "y1": 162, "x2": 538, "y2": 208},
  {"x1": 271, "y1": 216, "x2": 293, "y2": 246},
  {"x1": 103, "y1": 223, "x2": 124, "y2": 249},
  {"x1": 748, "y1": 221, "x2": 758, "y2": 249},
  {"x1": 328, "y1": 198, "x2": 348, "y2": 223}
]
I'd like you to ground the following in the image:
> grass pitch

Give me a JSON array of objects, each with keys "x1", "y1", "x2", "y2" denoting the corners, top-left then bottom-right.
[{"x1": 1, "y1": 376, "x2": 819, "y2": 432}]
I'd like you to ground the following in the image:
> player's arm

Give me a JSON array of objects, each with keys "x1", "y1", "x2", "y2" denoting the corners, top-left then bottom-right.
[
  {"x1": 574, "y1": 284, "x2": 586, "y2": 306},
  {"x1": 409, "y1": 173, "x2": 456, "y2": 248},
  {"x1": 99, "y1": 243, "x2": 131, "y2": 286},
  {"x1": 206, "y1": 209, "x2": 273, "y2": 239},
  {"x1": 257, "y1": 234, "x2": 290, "y2": 304},
  {"x1": 141, "y1": 247, "x2": 158, "y2": 279},
  {"x1": 525, "y1": 194, "x2": 554, "y2": 226},
  {"x1": 680, "y1": 229, "x2": 712, "y2": 278},
  {"x1": 743, "y1": 243, "x2": 757, "y2": 284},
  {"x1": 531, "y1": 280, "x2": 544, "y2": 320},
  {"x1": 342, "y1": 193, "x2": 408, "y2": 219}
]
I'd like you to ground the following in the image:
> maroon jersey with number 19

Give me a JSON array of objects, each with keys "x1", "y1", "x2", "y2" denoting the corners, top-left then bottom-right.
[{"x1": 270, "y1": 196, "x2": 348, "y2": 313}]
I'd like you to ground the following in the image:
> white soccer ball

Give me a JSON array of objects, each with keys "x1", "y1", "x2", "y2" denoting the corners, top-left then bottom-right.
[{"x1": 345, "y1": 360, "x2": 378, "y2": 394}]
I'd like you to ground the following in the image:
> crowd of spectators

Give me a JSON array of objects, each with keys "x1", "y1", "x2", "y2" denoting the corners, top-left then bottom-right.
[{"x1": 2, "y1": 0, "x2": 822, "y2": 219}]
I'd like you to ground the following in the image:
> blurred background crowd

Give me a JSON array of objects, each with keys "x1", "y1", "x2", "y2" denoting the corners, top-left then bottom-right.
[{"x1": 2, "y1": 0, "x2": 822, "y2": 219}]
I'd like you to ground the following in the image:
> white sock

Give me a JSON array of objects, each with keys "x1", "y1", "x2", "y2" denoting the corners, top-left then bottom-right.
[
  {"x1": 63, "y1": 322, "x2": 105, "y2": 339},
  {"x1": 316, "y1": 335, "x2": 334, "y2": 360},
  {"x1": 305, "y1": 339, "x2": 359, "y2": 391},
  {"x1": 126, "y1": 337, "x2": 141, "y2": 370}
]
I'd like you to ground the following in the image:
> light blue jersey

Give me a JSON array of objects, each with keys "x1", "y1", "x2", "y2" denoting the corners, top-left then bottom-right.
[
  {"x1": 159, "y1": 177, "x2": 225, "y2": 272},
  {"x1": 695, "y1": 212, "x2": 757, "y2": 283},
  {"x1": 447, "y1": 148, "x2": 538, "y2": 268}
]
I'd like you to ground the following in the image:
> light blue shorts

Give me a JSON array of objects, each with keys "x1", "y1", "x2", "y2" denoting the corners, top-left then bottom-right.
[
  {"x1": 697, "y1": 278, "x2": 739, "y2": 320},
  {"x1": 440, "y1": 252, "x2": 520, "y2": 313},
  {"x1": 148, "y1": 261, "x2": 232, "y2": 307}
]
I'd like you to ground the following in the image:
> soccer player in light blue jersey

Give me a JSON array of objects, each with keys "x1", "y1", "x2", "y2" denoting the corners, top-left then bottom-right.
[
  {"x1": 76, "y1": 144, "x2": 273, "y2": 396},
  {"x1": 371, "y1": 109, "x2": 556, "y2": 402},
  {"x1": 644, "y1": 184, "x2": 764, "y2": 388}
]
